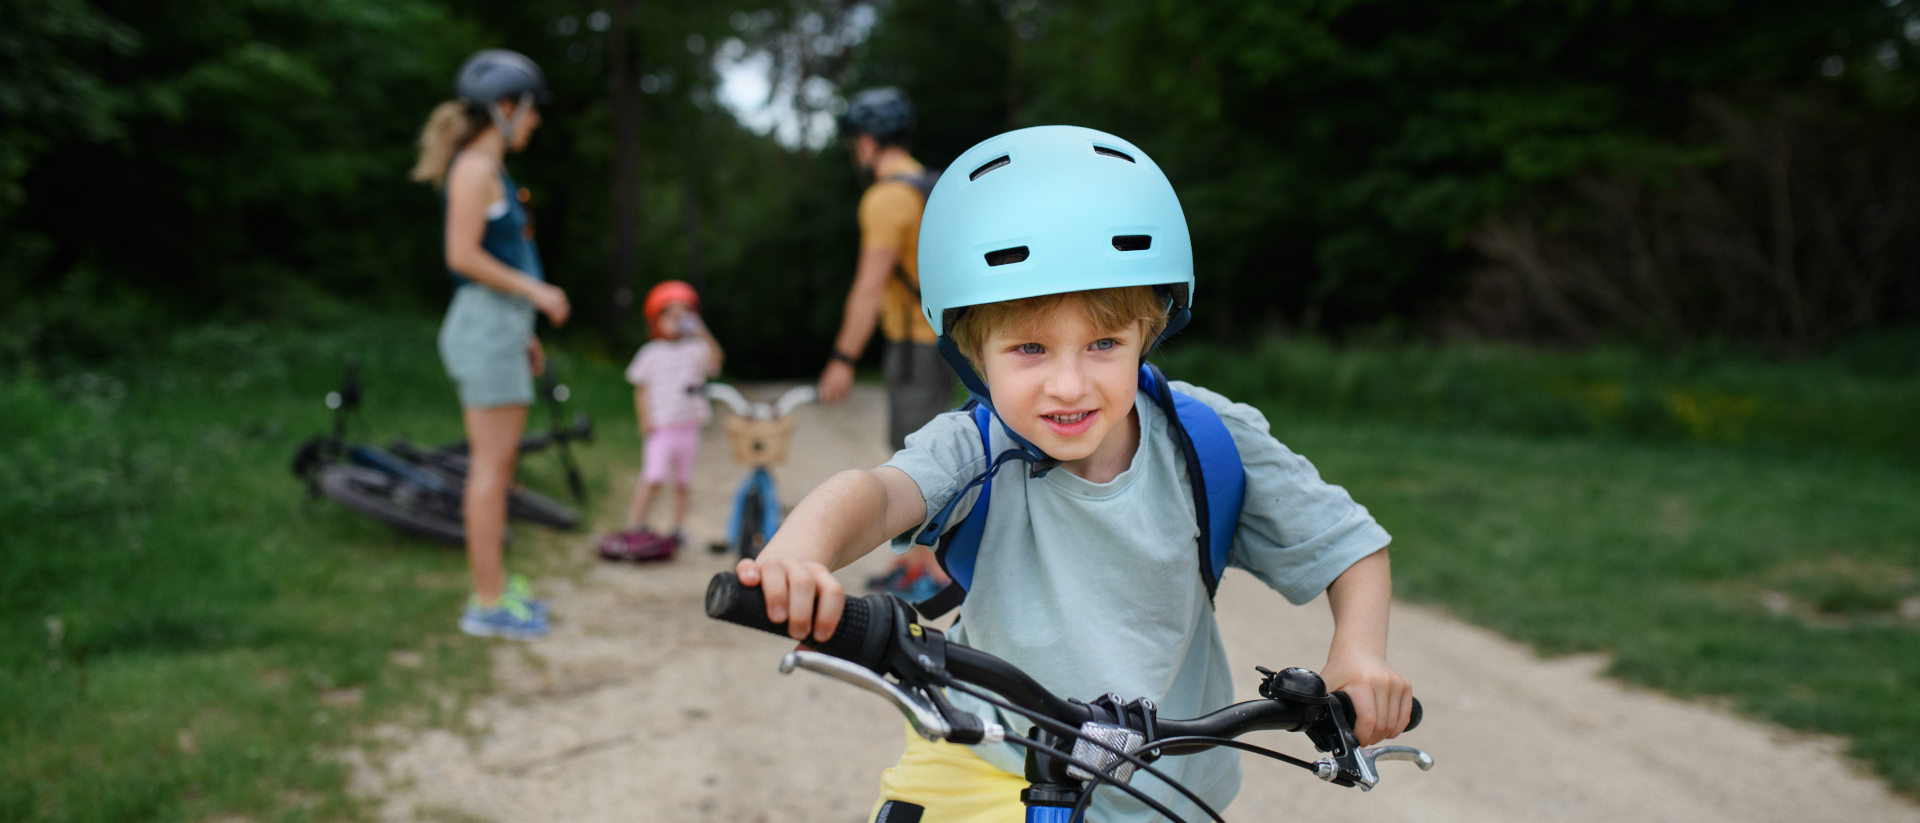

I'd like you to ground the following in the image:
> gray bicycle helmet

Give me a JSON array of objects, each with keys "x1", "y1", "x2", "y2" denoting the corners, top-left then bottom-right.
[
  {"x1": 456, "y1": 49, "x2": 552, "y2": 107},
  {"x1": 838, "y1": 87, "x2": 914, "y2": 144}
]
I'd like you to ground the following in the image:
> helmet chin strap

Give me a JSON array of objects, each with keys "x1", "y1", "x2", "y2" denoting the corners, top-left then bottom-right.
[
  {"x1": 484, "y1": 92, "x2": 535, "y2": 153},
  {"x1": 935, "y1": 336, "x2": 1059, "y2": 478}
]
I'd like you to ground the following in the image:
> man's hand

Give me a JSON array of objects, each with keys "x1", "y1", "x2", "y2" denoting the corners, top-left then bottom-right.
[{"x1": 818, "y1": 359, "x2": 855, "y2": 404}]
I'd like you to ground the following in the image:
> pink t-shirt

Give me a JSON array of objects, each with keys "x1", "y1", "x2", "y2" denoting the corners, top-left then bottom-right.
[{"x1": 625, "y1": 338, "x2": 714, "y2": 427}]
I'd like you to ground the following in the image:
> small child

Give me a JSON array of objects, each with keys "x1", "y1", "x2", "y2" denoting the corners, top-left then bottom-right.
[
  {"x1": 596, "y1": 280, "x2": 723, "y2": 561},
  {"x1": 735, "y1": 126, "x2": 1413, "y2": 822}
]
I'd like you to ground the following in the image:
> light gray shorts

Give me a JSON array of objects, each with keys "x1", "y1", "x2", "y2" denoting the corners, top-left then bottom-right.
[
  {"x1": 883, "y1": 340, "x2": 961, "y2": 450},
  {"x1": 438, "y1": 284, "x2": 537, "y2": 408}
]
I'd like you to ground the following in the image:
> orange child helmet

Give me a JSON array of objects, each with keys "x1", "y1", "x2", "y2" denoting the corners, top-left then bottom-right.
[{"x1": 642, "y1": 280, "x2": 700, "y2": 338}]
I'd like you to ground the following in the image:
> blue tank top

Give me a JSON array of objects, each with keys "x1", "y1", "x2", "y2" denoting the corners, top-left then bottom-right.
[{"x1": 447, "y1": 166, "x2": 545, "y2": 286}]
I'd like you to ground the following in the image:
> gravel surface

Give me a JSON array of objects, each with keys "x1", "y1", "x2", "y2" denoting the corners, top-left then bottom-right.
[{"x1": 349, "y1": 384, "x2": 1917, "y2": 823}]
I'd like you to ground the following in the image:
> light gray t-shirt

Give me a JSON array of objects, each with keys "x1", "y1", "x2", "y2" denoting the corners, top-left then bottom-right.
[{"x1": 882, "y1": 379, "x2": 1391, "y2": 823}]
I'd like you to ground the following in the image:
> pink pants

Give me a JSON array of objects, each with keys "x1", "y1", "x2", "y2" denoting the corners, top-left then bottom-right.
[{"x1": 641, "y1": 422, "x2": 701, "y2": 486}]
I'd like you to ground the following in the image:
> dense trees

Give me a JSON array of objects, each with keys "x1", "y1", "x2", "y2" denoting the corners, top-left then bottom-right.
[{"x1": 5, "y1": 0, "x2": 1917, "y2": 372}]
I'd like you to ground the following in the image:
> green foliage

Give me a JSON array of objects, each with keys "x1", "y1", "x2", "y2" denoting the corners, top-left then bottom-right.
[
  {"x1": 1003, "y1": 0, "x2": 1920, "y2": 336},
  {"x1": 0, "y1": 0, "x2": 139, "y2": 216},
  {"x1": 9, "y1": 0, "x2": 1919, "y2": 365}
]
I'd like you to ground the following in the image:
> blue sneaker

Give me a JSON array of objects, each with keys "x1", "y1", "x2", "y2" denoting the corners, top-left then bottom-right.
[{"x1": 459, "y1": 595, "x2": 549, "y2": 640}]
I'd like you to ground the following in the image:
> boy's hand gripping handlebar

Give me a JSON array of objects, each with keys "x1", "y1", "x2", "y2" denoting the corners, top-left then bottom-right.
[{"x1": 705, "y1": 572, "x2": 1432, "y2": 792}]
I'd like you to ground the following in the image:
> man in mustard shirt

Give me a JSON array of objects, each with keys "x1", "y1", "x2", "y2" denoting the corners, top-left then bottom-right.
[{"x1": 818, "y1": 87, "x2": 955, "y2": 599}]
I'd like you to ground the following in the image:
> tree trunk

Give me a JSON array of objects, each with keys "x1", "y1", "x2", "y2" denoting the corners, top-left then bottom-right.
[{"x1": 606, "y1": 0, "x2": 643, "y2": 341}]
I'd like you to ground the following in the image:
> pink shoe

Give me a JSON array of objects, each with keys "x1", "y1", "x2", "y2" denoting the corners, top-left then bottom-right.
[
  {"x1": 596, "y1": 529, "x2": 677, "y2": 562},
  {"x1": 627, "y1": 531, "x2": 679, "y2": 562},
  {"x1": 596, "y1": 528, "x2": 656, "y2": 561}
]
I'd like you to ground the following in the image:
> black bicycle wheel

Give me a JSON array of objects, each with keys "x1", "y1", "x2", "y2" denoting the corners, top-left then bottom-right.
[
  {"x1": 314, "y1": 464, "x2": 467, "y2": 545},
  {"x1": 734, "y1": 488, "x2": 764, "y2": 560},
  {"x1": 507, "y1": 485, "x2": 580, "y2": 530}
]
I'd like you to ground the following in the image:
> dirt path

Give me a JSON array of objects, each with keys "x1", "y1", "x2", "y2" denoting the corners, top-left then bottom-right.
[{"x1": 349, "y1": 385, "x2": 1918, "y2": 823}]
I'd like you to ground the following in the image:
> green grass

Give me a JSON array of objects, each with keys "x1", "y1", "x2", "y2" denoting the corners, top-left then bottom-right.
[
  {"x1": 1160, "y1": 336, "x2": 1920, "y2": 796},
  {"x1": 0, "y1": 315, "x2": 641, "y2": 822},
  {"x1": 5, "y1": 316, "x2": 1916, "y2": 817}
]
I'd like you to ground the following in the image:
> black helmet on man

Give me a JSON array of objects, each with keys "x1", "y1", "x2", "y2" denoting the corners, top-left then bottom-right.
[
  {"x1": 456, "y1": 49, "x2": 553, "y2": 107},
  {"x1": 838, "y1": 87, "x2": 914, "y2": 145}
]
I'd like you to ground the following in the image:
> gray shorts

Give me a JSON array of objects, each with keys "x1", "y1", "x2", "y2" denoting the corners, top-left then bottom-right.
[
  {"x1": 883, "y1": 340, "x2": 961, "y2": 450},
  {"x1": 438, "y1": 284, "x2": 537, "y2": 408}
]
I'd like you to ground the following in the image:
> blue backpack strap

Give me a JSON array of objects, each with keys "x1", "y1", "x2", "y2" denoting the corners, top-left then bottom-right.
[
  {"x1": 1139, "y1": 364, "x2": 1245, "y2": 600},
  {"x1": 914, "y1": 369, "x2": 1246, "y2": 617},
  {"x1": 913, "y1": 404, "x2": 995, "y2": 619}
]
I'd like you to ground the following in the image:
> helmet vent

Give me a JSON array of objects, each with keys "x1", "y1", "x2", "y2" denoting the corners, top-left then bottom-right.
[
  {"x1": 969, "y1": 155, "x2": 1012, "y2": 181},
  {"x1": 1112, "y1": 235, "x2": 1152, "y2": 252},
  {"x1": 1093, "y1": 146, "x2": 1136, "y2": 163},
  {"x1": 984, "y1": 246, "x2": 1031, "y2": 267}
]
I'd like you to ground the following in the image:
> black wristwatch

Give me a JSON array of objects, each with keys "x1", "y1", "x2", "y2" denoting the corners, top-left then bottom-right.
[{"x1": 829, "y1": 348, "x2": 858, "y2": 366}]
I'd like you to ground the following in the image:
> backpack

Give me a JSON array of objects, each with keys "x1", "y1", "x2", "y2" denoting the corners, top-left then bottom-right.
[
  {"x1": 910, "y1": 363, "x2": 1247, "y2": 619},
  {"x1": 883, "y1": 169, "x2": 942, "y2": 299}
]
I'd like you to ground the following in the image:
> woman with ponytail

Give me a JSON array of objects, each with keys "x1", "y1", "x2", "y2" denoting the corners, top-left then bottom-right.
[{"x1": 412, "y1": 49, "x2": 568, "y2": 640}]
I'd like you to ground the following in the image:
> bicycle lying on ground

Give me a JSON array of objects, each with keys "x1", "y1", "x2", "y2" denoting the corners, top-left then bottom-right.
[
  {"x1": 393, "y1": 367, "x2": 592, "y2": 530},
  {"x1": 702, "y1": 383, "x2": 817, "y2": 559},
  {"x1": 291, "y1": 359, "x2": 592, "y2": 544},
  {"x1": 706, "y1": 572, "x2": 1432, "y2": 822}
]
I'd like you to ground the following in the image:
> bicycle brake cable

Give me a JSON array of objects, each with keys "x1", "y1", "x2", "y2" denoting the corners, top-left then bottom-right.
[
  {"x1": 1131, "y1": 735, "x2": 1321, "y2": 772},
  {"x1": 1067, "y1": 737, "x2": 1321, "y2": 823},
  {"x1": 942, "y1": 679, "x2": 1225, "y2": 823},
  {"x1": 999, "y1": 728, "x2": 1193, "y2": 823}
]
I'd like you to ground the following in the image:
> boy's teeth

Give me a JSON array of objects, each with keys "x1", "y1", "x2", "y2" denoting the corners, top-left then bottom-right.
[{"x1": 1047, "y1": 412, "x2": 1089, "y2": 423}]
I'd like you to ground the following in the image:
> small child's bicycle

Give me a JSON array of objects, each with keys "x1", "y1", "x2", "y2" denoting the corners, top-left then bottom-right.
[
  {"x1": 701, "y1": 383, "x2": 817, "y2": 560},
  {"x1": 706, "y1": 572, "x2": 1434, "y2": 822}
]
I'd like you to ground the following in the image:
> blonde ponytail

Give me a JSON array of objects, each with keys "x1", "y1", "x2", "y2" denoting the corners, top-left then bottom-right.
[{"x1": 410, "y1": 101, "x2": 482, "y2": 188}]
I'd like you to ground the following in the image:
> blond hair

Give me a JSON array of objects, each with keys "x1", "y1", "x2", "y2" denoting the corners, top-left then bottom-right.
[
  {"x1": 950, "y1": 286, "x2": 1170, "y2": 372},
  {"x1": 409, "y1": 101, "x2": 484, "y2": 188}
]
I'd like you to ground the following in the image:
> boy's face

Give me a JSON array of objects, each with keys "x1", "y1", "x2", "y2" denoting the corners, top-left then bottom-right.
[{"x1": 978, "y1": 304, "x2": 1143, "y2": 480}]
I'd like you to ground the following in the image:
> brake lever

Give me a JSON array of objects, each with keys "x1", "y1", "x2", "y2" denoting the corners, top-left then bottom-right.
[
  {"x1": 779, "y1": 651, "x2": 1006, "y2": 745},
  {"x1": 1310, "y1": 693, "x2": 1434, "y2": 791},
  {"x1": 1315, "y1": 745, "x2": 1434, "y2": 791}
]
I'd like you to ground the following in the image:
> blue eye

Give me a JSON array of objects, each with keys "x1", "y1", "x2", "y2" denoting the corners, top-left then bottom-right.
[
  {"x1": 1018, "y1": 342, "x2": 1044, "y2": 355},
  {"x1": 1091, "y1": 338, "x2": 1117, "y2": 351}
]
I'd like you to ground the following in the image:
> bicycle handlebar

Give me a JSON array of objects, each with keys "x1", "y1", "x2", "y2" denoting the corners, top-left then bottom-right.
[{"x1": 704, "y1": 572, "x2": 1419, "y2": 749}]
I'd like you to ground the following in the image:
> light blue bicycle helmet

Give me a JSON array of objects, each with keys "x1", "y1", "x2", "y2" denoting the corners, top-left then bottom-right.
[{"x1": 918, "y1": 125, "x2": 1195, "y2": 401}]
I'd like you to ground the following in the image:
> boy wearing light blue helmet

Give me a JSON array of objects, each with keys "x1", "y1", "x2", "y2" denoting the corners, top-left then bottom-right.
[{"x1": 736, "y1": 126, "x2": 1411, "y2": 822}]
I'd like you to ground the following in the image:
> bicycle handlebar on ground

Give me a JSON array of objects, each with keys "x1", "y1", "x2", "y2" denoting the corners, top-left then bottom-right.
[{"x1": 704, "y1": 572, "x2": 1429, "y2": 796}]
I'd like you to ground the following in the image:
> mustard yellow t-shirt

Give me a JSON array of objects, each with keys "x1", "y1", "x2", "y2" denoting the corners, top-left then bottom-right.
[{"x1": 859, "y1": 154, "x2": 938, "y2": 344}]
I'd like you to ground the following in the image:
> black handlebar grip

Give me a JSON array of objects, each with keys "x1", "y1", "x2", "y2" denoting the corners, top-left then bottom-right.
[
  {"x1": 1335, "y1": 692, "x2": 1423, "y2": 734},
  {"x1": 704, "y1": 572, "x2": 891, "y2": 669}
]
